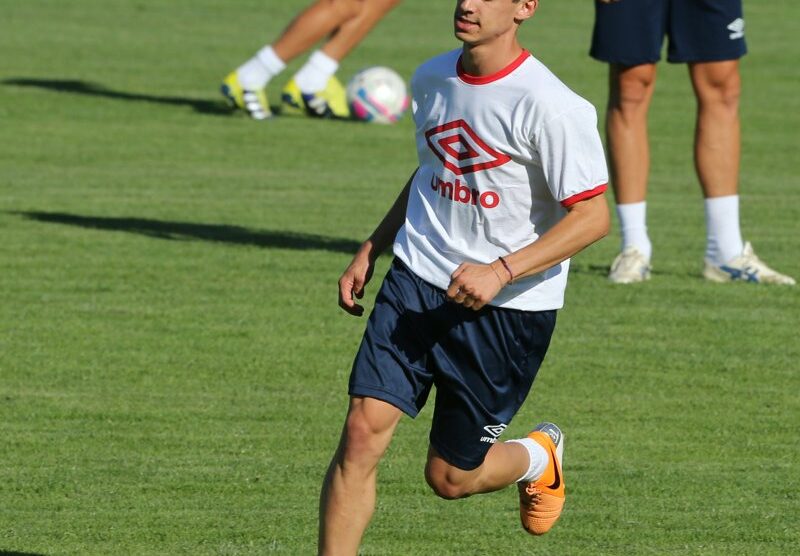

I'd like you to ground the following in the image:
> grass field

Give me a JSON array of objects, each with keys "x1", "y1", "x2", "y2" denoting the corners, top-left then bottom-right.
[{"x1": 1, "y1": 1, "x2": 799, "y2": 554}]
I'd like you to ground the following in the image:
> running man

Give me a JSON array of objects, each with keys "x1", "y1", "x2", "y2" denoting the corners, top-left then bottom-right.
[{"x1": 318, "y1": 1, "x2": 611, "y2": 553}]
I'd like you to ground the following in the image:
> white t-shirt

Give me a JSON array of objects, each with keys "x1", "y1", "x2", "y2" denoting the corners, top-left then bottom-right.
[{"x1": 393, "y1": 48, "x2": 608, "y2": 311}]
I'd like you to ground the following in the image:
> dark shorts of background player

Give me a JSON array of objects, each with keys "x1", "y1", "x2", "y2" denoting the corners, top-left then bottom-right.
[
  {"x1": 591, "y1": 0, "x2": 747, "y2": 65},
  {"x1": 348, "y1": 258, "x2": 557, "y2": 471}
]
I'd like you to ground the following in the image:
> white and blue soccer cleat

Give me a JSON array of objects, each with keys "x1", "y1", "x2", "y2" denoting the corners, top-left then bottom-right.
[
  {"x1": 703, "y1": 241, "x2": 795, "y2": 285},
  {"x1": 608, "y1": 246, "x2": 651, "y2": 284}
]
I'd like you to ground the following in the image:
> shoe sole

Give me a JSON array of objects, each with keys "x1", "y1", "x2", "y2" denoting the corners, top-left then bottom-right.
[{"x1": 608, "y1": 272, "x2": 651, "y2": 284}]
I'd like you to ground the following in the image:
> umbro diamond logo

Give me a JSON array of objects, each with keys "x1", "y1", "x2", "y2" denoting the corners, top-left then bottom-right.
[
  {"x1": 425, "y1": 120, "x2": 511, "y2": 175},
  {"x1": 484, "y1": 424, "x2": 507, "y2": 437},
  {"x1": 480, "y1": 423, "x2": 507, "y2": 444},
  {"x1": 727, "y1": 18, "x2": 745, "y2": 40}
]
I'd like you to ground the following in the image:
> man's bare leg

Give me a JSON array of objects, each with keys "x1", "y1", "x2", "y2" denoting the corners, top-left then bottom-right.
[
  {"x1": 606, "y1": 63, "x2": 657, "y2": 205},
  {"x1": 690, "y1": 60, "x2": 746, "y2": 268},
  {"x1": 273, "y1": 0, "x2": 365, "y2": 63},
  {"x1": 321, "y1": 0, "x2": 402, "y2": 61},
  {"x1": 424, "y1": 443, "x2": 529, "y2": 499},
  {"x1": 424, "y1": 423, "x2": 566, "y2": 536},
  {"x1": 318, "y1": 396, "x2": 403, "y2": 556},
  {"x1": 689, "y1": 60, "x2": 741, "y2": 199},
  {"x1": 605, "y1": 63, "x2": 657, "y2": 280}
]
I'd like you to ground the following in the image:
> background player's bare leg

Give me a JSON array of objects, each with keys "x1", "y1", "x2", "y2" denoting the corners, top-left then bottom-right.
[
  {"x1": 689, "y1": 60, "x2": 741, "y2": 199},
  {"x1": 322, "y1": 0, "x2": 402, "y2": 61},
  {"x1": 273, "y1": 0, "x2": 365, "y2": 63},
  {"x1": 606, "y1": 63, "x2": 657, "y2": 205}
]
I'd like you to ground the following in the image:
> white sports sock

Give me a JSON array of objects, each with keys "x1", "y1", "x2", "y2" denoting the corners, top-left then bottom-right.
[
  {"x1": 294, "y1": 50, "x2": 339, "y2": 94},
  {"x1": 616, "y1": 201, "x2": 652, "y2": 260},
  {"x1": 704, "y1": 195, "x2": 744, "y2": 265},
  {"x1": 236, "y1": 46, "x2": 286, "y2": 90},
  {"x1": 506, "y1": 437, "x2": 549, "y2": 483}
]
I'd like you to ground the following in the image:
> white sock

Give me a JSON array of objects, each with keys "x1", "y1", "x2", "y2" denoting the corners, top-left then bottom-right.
[
  {"x1": 294, "y1": 50, "x2": 339, "y2": 94},
  {"x1": 704, "y1": 195, "x2": 744, "y2": 265},
  {"x1": 236, "y1": 46, "x2": 286, "y2": 90},
  {"x1": 616, "y1": 201, "x2": 652, "y2": 260},
  {"x1": 506, "y1": 438, "x2": 549, "y2": 483}
]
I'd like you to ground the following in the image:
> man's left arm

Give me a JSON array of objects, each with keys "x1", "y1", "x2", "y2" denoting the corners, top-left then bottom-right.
[{"x1": 447, "y1": 194, "x2": 609, "y2": 310}]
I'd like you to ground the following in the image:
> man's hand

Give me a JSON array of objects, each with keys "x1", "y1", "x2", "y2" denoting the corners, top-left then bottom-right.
[
  {"x1": 598, "y1": 0, "x2": 620, "y2": 3},
  {"x1": 338, "y1": 244, "x2": 376, "y2": 316},
  {"x1": 446, "y1": 261, "x2": 508, "y2": 311}
]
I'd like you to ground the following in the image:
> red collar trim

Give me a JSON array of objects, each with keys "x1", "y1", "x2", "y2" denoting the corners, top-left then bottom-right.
[{"x1": 456, "y1": 49, "x2": 530, "y2": 85}]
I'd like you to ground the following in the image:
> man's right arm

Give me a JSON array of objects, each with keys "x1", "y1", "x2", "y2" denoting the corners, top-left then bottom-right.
[{"x1": 338, "y1": 169, "x2": 418, "y2": 316}]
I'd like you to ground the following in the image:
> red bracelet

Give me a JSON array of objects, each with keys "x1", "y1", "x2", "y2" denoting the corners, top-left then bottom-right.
[{"x1": 498, "y1": 256, "x2": 514, "y2": 284}]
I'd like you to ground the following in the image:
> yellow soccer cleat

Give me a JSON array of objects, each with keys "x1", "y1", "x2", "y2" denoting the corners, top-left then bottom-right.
[
  {"x1": 220, "y1": 71, "x2": 272, "y2": 120},
  {"x1": 280, "y1": 76, "x2": 350, "y2": 119},
  {"x1": 518, "y1": 422, "x2": 565, "y2": 536}
]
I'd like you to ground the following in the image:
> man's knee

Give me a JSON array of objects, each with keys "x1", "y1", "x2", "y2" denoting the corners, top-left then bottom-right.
[
  {"x1": 692, "y1": 62, "x2": 741, "y2": 109},
  {"x1": 339, "y1": 399, "x2": 398, "y2": 466},
  {"x1": 322, "y1": 0, "x2": 365, "y2": 21},
  {"x1": 424, "y1": 460, "x2": 475, "y2": 500},
  {"x1": 425, "y1": 471, "x2": 472, "y2": 500},
  {"x1": 342, "y1": 413, "x2": 381, "y2": 461},
  {"x1": 610, "y1": 64, "x2": 656, "y2": 109}
]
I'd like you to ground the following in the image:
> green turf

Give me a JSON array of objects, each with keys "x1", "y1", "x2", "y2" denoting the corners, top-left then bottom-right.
[{"x1": 1, "y1": 1, "x2": 798, "y2": 554}]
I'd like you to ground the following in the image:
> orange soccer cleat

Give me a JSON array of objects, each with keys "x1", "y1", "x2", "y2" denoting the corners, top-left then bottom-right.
[{"x1": 518, "y1": 422, "x2": 565, "y2": 535}]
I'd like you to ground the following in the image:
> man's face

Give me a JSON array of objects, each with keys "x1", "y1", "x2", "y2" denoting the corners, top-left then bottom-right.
[{"x1": 453, "y1": 0, "x2": 536, "y2": 46}]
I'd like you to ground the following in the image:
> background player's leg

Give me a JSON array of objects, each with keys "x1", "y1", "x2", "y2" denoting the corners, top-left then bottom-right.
[
  {"x1": 318, "y1": 396, "x2": 402, "y2": 556},
  {"x1": 689, "y1": 60, "x2": 793, "y2": 283},
  {"x1": 285, "y1": 0, "x2": 401, "y2": 117},
  {"x1": 606, "y1": 63, "x2": 657, "y2": 206},
  {"x1": 689, "y1": 60, "x2": 741, "y2": 199},
  {"x1": 606, "y1": 63, "x2": 657, "y2": 281},
  {"x1": 689, "y1": 60, "x2": 743, "y2": 265},
  {"x1": 321, "y1": 0, "x2": 402, "y2": 61},
  {"x1": 273, "y1": 0, "x2": 365, "y2": 63},
  {"x1": 222, "y1": 0, "x2": 365, "y2": 119}
]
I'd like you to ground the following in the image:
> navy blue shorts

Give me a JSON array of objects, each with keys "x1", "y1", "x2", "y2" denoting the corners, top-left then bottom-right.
[
  {"x1": 348, "y1": 258, "x2": 556, "y2": 471},
  {"x1": 591, "y1": 0, "x2": 747, "y2": 65}
]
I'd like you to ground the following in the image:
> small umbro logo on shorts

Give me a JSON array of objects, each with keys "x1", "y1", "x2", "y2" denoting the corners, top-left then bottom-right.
[
  {"x1": 480, "y1": 423, "x2": 507, "y2": 444},
  {"x1": 727, "y1": 18, "x2": 745, "y2": 40}
]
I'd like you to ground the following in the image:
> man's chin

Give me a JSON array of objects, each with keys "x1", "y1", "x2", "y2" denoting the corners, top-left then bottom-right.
[{"x1": 454, "y1": 29, "x2": 476, "y2": 44}]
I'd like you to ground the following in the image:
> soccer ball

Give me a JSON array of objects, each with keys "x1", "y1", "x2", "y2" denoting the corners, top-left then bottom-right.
[{"x1": 347, "y1": 66, "x2": 410, "y2": 124}]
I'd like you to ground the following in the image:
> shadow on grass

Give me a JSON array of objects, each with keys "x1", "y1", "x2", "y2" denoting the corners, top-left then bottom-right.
[
  {"x1": 0, "y1": 551, "x2": 48, "y2": 556},
  {"x1": 16, "y1": 211, "x2": 361, "y2": 254},
  {"x1": 571, "y1": 262, "x2": 694, "y2": 279},
  {"x1": 1, "y1": 78, "x2": 231, "y2": 116},
  {"x1": 568, "y1": 262, "x2": 611, "y2": 277}
]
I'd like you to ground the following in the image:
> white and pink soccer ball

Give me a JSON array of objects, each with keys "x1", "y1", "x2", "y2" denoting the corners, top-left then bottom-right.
[{"x1": 347, "y1": 66, "x2": 410, "y2": 124}]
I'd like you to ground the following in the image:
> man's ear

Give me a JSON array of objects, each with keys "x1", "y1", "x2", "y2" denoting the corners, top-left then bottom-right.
[{"x1": 515, "y1": 0, "x2": 538, "y2": 23}]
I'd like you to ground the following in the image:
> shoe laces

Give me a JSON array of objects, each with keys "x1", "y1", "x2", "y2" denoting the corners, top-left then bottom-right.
[
  {"x1": 738, "y1": 254, "x2": 762, "y2": 272},
  {"x1": 522, "y1": 482, "x2": 542, "y2": 502},
  {"x1": 614, "y1": 248, "x2": 647, "y2": 271}
]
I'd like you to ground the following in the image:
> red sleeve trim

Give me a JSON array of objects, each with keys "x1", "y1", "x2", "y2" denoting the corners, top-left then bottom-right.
[
  {"x1": 457, "y1": 50, "x2": 531, "y2": 85},
  {"x1": 560, "y1": 183, "x2": 608, "y2": 208}
]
